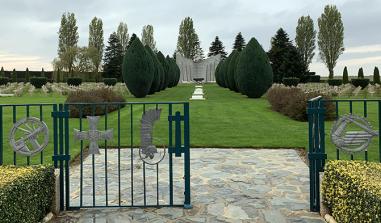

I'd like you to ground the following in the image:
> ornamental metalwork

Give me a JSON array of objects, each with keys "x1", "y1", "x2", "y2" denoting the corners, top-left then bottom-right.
[
  {"x1": 139, "y1": 109, "x2": 166, "y2": 165},
  {"x1": 9, "y1": 117, "x2": 49, "y2": 156},
  {"x1": 331, "y1": 114, "x2": 379, "y2": 154},
  {"x1": 74, "y1": 116, "x2": 113, "y2": 155}
]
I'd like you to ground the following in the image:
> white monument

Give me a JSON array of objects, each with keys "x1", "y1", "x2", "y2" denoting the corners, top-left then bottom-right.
[{"x1": 176, "y1": 53, "x2": 221, "y2": 83}]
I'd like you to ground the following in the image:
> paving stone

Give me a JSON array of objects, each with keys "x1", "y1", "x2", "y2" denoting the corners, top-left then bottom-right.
[{"x1": 53, "y1": 148, "x2": 323, "y2": 222}]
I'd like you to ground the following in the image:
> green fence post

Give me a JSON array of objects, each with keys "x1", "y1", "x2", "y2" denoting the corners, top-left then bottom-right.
[{"x1": 183, "y1": 102, "x2": 192, "y2": 209}]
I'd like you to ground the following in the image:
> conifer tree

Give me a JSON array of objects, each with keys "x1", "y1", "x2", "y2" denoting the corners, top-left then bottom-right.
[
  {"x1": 343, "y1": 66, "x2": 349, "y2": 84},
  {"x1": 103, "y1": 32, "x2": 124, "y2": 80},
  {"x1": 374, "y1": 67, "x2": 380, "y2": 84},
  {"x1": 233, "y1": 32, "x2": 246, "y2": 51},
  {"x1": 208, "y1": 36, "x2": 227, "y2": 59},
  {"x1": 358, "y1": 67, "x2": 364, "y2": 79}
]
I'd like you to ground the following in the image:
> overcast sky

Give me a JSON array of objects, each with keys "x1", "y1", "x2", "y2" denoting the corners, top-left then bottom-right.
[{"x1": 0, "y1": 0, "x2": 380, "y2": 77}]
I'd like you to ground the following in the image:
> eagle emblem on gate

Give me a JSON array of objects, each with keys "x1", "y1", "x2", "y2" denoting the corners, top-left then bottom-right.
[
  {"x1": 139, "y1": 109, "x2": 166, "y2": 165},
  {"x1": 331, "y1": 114, "x2": 379, "y2": 154}
]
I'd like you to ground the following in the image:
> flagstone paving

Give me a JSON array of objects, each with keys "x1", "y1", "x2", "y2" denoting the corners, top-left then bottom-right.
[{"x1": 53, "y1": 148, "x2": 324, "y2": 223}]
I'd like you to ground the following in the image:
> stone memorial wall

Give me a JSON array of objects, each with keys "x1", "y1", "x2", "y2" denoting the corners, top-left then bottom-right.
[{"x1": 176, "y1": 53, "x2": 221, "y2": 83}]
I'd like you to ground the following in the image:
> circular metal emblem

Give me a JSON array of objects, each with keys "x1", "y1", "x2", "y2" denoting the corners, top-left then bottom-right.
[
  {"x1": 331, "y1": 114, "x2": 379, "y2": 154},
  {"x1": 9, "y1": 117, "x2": 49, "y2": 156},
  {"x1": 139, "y1": 139, "x2": 166, "y2": 165}
]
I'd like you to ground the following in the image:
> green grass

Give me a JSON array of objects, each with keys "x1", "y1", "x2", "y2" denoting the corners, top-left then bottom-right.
[{"x1": 0, "y1": 83, "x2": 379, "y2": 165}]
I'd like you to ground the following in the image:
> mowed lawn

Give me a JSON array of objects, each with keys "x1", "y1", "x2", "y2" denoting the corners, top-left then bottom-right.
[{"x1": 0, "y1": 83, "x2": 379, "y2": 165}]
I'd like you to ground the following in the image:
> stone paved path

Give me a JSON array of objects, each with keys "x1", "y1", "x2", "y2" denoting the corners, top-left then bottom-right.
[{"x1": 53, "y1": 148, "x2": 323, "y2": 223}]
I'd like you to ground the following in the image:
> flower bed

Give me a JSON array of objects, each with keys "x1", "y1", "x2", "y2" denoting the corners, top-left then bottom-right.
[
  {"x1": 322, "y1": 160, "x2": 381, "y2": 223},
  {"x1": 0, "y1": 165, "x2": 55, "y2": 223}
]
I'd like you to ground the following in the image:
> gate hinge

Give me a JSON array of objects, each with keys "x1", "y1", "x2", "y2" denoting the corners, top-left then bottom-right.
[{"x1": 52, "y1": 154, "x2": 71, "y2": 162}]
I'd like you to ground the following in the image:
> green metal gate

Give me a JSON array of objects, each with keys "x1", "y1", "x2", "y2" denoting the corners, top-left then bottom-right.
[
  {"x1": 307, "y1": 96, "x2": 381, "y2": 212},
  {"x1": 0, "y1": 102, "x2": 191, "y2": 211}
]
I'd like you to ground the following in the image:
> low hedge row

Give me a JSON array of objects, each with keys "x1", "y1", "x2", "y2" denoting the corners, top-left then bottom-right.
[
  {"x1": 327, "y1": 79, "x2": 343, "y2": 86},
  {"x1": 322, "y1": 160, "x2": 381, "y2": 223},
  {"x1": 103, "y1": 78, "x2": 117, "y2": 86},
  {"x1": 351, "y1": 78, "x2": 370, "y2": 89},
  {"x1": 0, "y1": 77, "x2": 9, "y2": 85},
  {"x1": 67, "y1": 77, "x2": 82, "y2": 86},
  {"x1": 283, "y1": 77, "x2": 300, "y2": 86},
  {"x1": 30, "y1": 77, "x2": 47, "y2": 88},
  {"x1": 266, "y1": 85, "x2": 335, "y2": 121},
  {"x1": 0, "y1": 165, "x2": 55, "y2": 223}
]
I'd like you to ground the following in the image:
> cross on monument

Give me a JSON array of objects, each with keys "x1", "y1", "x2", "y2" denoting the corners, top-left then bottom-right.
[{"x1": 74, "y1": 116, "x2": 113, "y2": 155}]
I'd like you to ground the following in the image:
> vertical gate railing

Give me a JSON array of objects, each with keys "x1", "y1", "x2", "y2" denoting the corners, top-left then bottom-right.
[
  {"x1": 308, "y1": 97, "x2": 381, "y2": 212},
  {"x1": 0, "y1": 102, "x2": 191, "y2": 211}
]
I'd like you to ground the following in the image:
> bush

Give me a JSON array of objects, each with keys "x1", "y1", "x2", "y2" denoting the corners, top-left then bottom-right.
[
  {"x1": 222, "y1": 53, "x2": 233, "y2": 89},
  {"x1": 374, "y1": 67, "x2": 380, "y2": 84},
  {"x1": 215, "y1": 61, "x2": 223, "y2": 87},
  {"x1": 308, "y1": 75, "x2": 321, "y2": 83},
  {"x1": 266, "y1": 85, "x2": 335, "y2": 121},
  {"x1": 343, "y1": 66, "x2": 349, "y2": 84},
  {"x1": 30, "y1": 77, "x2": 47, "y2": 88},
  {"x1": 327, "y1": 79, "x2": 343, "y2": 86},
  {"x1": 0, "y1": 165, "x2": 54, "y2": 223},
  {"x1": 65, "y1": 88, "x2": 126, "y2": 118},
  {"x1": 0, "y1": 77, "x2": 9, "y2": 85},
  {"x1": 351, "y1": 78, "x2": 370, "y2": 89},
  {"x1": 67, "y1": 77, "x2": 82, "y2": 86},
  {"x1": 123, "y1": 38, "x2": 154, "y2": 98},
  {"x1": 166, "y1": 56, "x2": 177, "y2": 88},
  {"x1": 323, "y1": 160, "x2": 381, "y2": 223},
  {"x1": 156, "y1": 51, "x2": 168, "y2": 90},
  {"x1": 358, "y1": 67, "x2": 364, "y2": 78},
  {"x1": 236, "y1": 37, "x2": 273, "y2": 98},
  {"x1": 103, "y1": 78, "x2": 117, "y2": 86},
  {"x1": 145, "y1": 46, "x2": 161, "y2": 93},
  {"x1": 282, "y1": 77, "x2": 300, "y2": 86},
  {"x1": 227, "y1": 50, "x2": 240, "y2": 92}
]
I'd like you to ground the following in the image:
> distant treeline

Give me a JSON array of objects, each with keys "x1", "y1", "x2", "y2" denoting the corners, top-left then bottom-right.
[{"x1": 0, "y1": 69, "x2": 105, "y2": 82}]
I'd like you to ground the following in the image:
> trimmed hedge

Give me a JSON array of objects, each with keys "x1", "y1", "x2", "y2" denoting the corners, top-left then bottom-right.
[
  {"x1": 351, "y1": 78, "x2": 370, "y2": 89},
  {"x1": 215, "y1": 61, "x2": 223, "y2": 87},
  {"x1": 227, "y1": 50, "x2": 240, "y2": 92},
  {"x1": 323, "y1": 160, "x2": 381, "y2": 223},
  {"x1": 30, "y1": 77, "x2": 47, "y2": 88},
  {"x1": 145, "y1": 46, "x2": 161, "y2": 93},
  {"x1": 236, "y1": 37, "x2": 273, "y2": 98},
  {"x1": 157, "y1": 51, "x2": 168, "y2": 91},
  {"x1": 282, "y1": 77, "x2": 300, "y2": 86},
  {"x1": 327, "y1": 79, "x2": 343, "y2": 86},
  {"x1": 123, "y1": 38, "x2": 154, "y2": 98},
  {"x1": 67, "y1": 77, "x2": 82, "y2": 86},
  {"x1": 0, "y1": 77, "x2": 9, "y2": 85},
  {"x1": 65, "y1": 88, "x2": 126, "y2": 118},
  {"x1": 308, "y1": 75, "x2": 321, "y2": 83},
  {"x1": 103, "y1": 78, "x2": 117, "y2": 86},
  {"x1": 0, "y1": 165, "x2": 55, "y2": 223},
  {"x1": 266, "y1": 85, "x2": 335, "y2": 121}
]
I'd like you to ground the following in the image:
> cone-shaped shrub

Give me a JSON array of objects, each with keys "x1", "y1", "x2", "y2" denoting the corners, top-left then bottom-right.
[
  {"x1": 157, "y1": 51, "x2": 168, "y2": 90},
  {"x1": 215, "y1": 61, "x2": 223, "y2": 87},
  {"x1": 374, "y1": 67, "x2": 380, "y2": 84},
  {"x1": 174, "y1": 60, "x2": 180, "y2": 86},
  {"x1": 343, "y1": 66, "x2": 349, "y2": 84},
  {"x1": 122, "y1": 38, "x2": 154, "y2": 98},
  {"x1": 236, "y1": 37, "x2": 273, "y2": 98},
  {"x1": 222, "y1": 54, "x2": 233, "y2": 88},
  {"x1": 145, "y1": 46, "x2": 161, "y2": 94},
  {"x1": 358, "y1": 67, "x2": 364, "y2": 79},
  {"x1": 227, "y1": 50, "x2": 240, "y2": 92},
  {"x1": 166, "y1": 56, "x2": 176, "y2": 87}
]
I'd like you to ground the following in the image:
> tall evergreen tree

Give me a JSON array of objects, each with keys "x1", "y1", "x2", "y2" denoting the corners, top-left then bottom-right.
[
  {"x1": 374, "y1": 67, "x2": 380, "y2": 84},
  {"x1": 0, "y1": 67, "x2": 4, "y2": 76},
  {"x1": 58, "y1": 12, "x2": 79, "y2": 74},
  {"x1": 88, "y1": 17, "x2": 104, "y2": 78},
  {"x1": 268, "y1": 28, "x2": 305, "y2": 83},
  {"x1": 318, "y1": 5, "x2": 345, "y2": 79},
  {"x1": 358, "y1": 67, "x2": 364, "y2": 79},
  {"x1": 141, "y1": 25, "x2": 157, "y2": 52},
  {"x1": 208, "y1": 36, "x2": 227, "y2": 59},
  {"x1": 103, "y1": 32, "x2": 124, "y2": 80},
  {"x1": 295, "y1": 15, "x2": 316, "y2": 73},
  {"x1": 176, "y1": 17, "x2": 202, "y2": 61},
  {"x1": 127, "y1": 33, "x2": 137, "y2": 49},
  {"x1": 343, "y1": 66, "x2": 349, "y2": 84},
  {"x1": 233, "y1": 32, "x2": 246, "y2": 51},
  {"x1": 117, "y1": 22, "x2": 129, "y2": 53}
]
